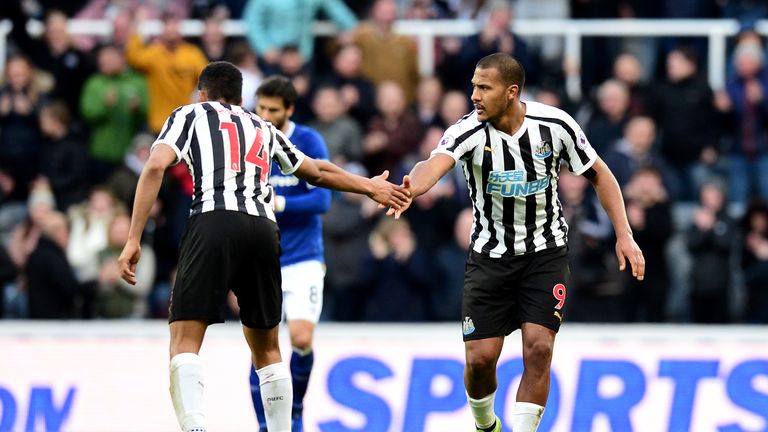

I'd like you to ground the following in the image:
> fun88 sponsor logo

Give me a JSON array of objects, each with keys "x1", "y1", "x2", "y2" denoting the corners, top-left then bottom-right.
[{"x1": 486, "y1": 170, "x2": 550, "y2": 198}]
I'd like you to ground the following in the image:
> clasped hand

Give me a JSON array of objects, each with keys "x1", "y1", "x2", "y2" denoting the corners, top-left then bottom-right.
[{"x1": 368, "y1": 170, "x2": 412, "y2": 212}]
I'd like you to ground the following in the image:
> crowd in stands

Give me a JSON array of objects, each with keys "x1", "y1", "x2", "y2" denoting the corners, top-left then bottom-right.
[{"x1": 1, "y1": 0, "x2": 768, "y2": 324}]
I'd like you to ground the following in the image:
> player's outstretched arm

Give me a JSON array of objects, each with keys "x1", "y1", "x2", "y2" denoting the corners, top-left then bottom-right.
[
  {"x1": 118, "y1": 144, "x2": 176, "y2": 285},
  {"x1": 587, "y1": 157, "x2": 646, "y2": 281},
  {"x1": 293, "y1": 157, "x2": 411, "y2": 209},
  {"x1": 386, "y1": 153, "x2": 455, "y2": 219}
]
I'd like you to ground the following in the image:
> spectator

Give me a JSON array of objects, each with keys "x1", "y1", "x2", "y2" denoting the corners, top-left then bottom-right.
[
  {"x1": 96, "y1": 213, "x2": 156, "y2": 318},
  {"x1": 355, "y1": 0, "x2": 420, "y2": 102},
  {"x1": 457, "y1": 0, "x2": 533, "y2": 92},
  {"x1": 414, "y1": 76, "x2": 444, "y2": 127},
  {"x1": 363, "y1": 81, "x2": 423, "y2": 177},
  {"x1": 622, "y1": 166, "x2": 673, "y2": 322},
  {"x1": 27, "y1": 211, "x2": 82, "y2": 319},
  {"x1": 322, "y1": 164, "x2": 379, "y2": 321},
  {"x1": 432, "y1": 207, "x2": 473, "y2": 321},
  {"x1": 0, "y1": 55, "x2": 45, "y2": 204},
  {"x1": 227, "y1": 41, "x2": 263, "y2": 112},
  {"x1": 719, "y1": 40, "x2": 768, "y2": 204},
  {"x1": 436, "y1": 90, "x2": 471, "y2": 128},
  {"x1": 8, "y1": 181, "x2": 56, "y2": 273},
  {"x1": 81, "y1": 43, "x2": 148, "y2": 183},
  {"x1": 243, "y1": 0, "x2": 357, "y2": 66},
  {"x1": 273, "y1": 46, "x2": 313, "y2": 122},
  {"x1": 602, "y1": 116, "x2": 679, "y2": 198},
  {"x1": 67, "y1": 187, "x2": 122, "y2": 318},
  {"x1": 612, "y1": 52, "x2": 651, "y2": 116},
  {"x1": 559, "y1": 168, "x2": 624, "y2": 322},
  {"x1": 38, "y1": 101, "x2": 89, "y2": 211},
  {"x1": 360, "y1": 217, "x2": 431, "y2": 321},
  {"x1": 652, "y1": 47, "x2": 719, "y2": 200},
  {"x1": 195, "y1": 11, "x2": 233, "y2": 62},
  {"x1": 308, "y1": 86, "x2": 363, "y2": 165},
  {"x1": 28, "y1": 10, "x2": 92, "y2": 117},
  {"x1": 740, "y1": 199, "x2": 768, "y2": 323},
  {"x1": 687, "y1": 181, "x2": 734, "y2": 323},
  {"x1": 125, "y1": 11, "x2": 208, "y2": 133},
  {"x1": 585, "y1": 79, "x2": 630, "y2": 155},
  {"x1": 405, "y1": 0, "x2": 454, "y2": 19},
  {"x1": 315, "y1": 44, "x2": 377, "y2": 126},
  {"x1": 570, "y1": 0, "x2": 622, "y2": 94},
  {"x1": 397, "y1": 126, "x2": 462, "y2": 258},
  {"x1": 0, "y1": 245, "x2": 16, "y2": 319}
]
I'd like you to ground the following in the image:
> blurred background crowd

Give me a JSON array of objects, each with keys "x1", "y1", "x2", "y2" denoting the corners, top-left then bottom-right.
[{"x1": 1, "y1": 0, "x2": 768, "y2": 324}]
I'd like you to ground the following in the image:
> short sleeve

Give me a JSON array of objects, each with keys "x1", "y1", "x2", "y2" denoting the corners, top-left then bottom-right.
[
  {"x1": 559, "y1": 114, "x2": 598, "y2": 176},
  {"x1": 430, "y1": 122, "x2": 485, "y2": 163},
  {"x1": 151, "y1": 105, "x2": 197, "y2": 166},
  {"x1": 270, "y1": 126, "x2": 306, "y2": 175}
]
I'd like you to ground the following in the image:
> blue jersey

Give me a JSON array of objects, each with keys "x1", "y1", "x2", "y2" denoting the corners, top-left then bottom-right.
[{"x1": 269, "y1": 122, "x2": 331, "y2": 266}]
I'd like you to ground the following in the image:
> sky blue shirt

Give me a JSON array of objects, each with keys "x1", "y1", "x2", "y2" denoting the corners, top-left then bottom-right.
[{"x1": 243, "y1": 0, "x2": 358, "y2": 61}]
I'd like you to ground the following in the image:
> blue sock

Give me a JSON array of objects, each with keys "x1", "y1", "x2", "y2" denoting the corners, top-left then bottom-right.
[
  {"x1": 290, "y1": 349, "x2": 314, "y2": 419},
  {"x1": 249, "y1": 366, "x2": 267, "y2": 431}
]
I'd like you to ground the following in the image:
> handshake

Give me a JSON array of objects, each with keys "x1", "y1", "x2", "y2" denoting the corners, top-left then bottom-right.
[{"x1": 367, "y1": 170, "x2": 415, "y2": 220}]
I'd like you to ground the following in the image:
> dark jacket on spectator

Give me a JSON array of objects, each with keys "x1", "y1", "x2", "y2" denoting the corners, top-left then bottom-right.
[
  {"x1": 27, "y1": 236, "x2": 81, "y2": 319},
  {"x1": 688, "y1": 210, "x2": 734, "y2": 322},
  {"x1": 652, "y1": 75, "x2": 717, "y2": 166},
  {"x1": 41, "y1": 131, "x2": 89, "y2": 211},
  {"x1": 359, "y1": 250, "x2": 431, "y2": 322}
]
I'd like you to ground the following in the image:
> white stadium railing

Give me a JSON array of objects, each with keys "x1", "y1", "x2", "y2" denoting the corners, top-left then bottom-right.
[{"x1": 0, "y1": 18, "x2": 762, "y2": 98}]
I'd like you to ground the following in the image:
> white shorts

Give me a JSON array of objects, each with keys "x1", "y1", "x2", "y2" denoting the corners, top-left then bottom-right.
[{"x1": 281, "y1": 260, "x2": 325, "y2": 324}]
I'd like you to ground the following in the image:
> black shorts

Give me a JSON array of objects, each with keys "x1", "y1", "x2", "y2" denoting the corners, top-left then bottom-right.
[
  {"x1": 170, "y1": 210, "x2": 282, "y2": 329},
  {"x1": 462, "y1": 246, "x2": 569, "y2": 341}
]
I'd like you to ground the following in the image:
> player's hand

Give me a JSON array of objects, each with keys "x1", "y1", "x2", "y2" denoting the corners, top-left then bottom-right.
[
  {"x1": 118, "y1": 240, "x2": 141, "y2": 285},
  {"x1": 386, "y1": 175, "x2": 413, "y2": 219},
  {"x1": 368, "y1": 170, "x2": 411, "y2": 209},
  {"x1": 616, "y1": 233, "x2": 644, "y2": 281}
]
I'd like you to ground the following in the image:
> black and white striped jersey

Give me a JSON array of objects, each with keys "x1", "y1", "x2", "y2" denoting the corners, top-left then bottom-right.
[
  {"x1": 432, "y1": 101, "x2": 598, "y2": 257},
  {"x1": 152, "y1": 101, "x2": 305, "y2": 221}
]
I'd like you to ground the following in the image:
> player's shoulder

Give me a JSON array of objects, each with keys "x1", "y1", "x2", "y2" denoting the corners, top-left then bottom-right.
[
  {"x1": 524, "y1": 100, "x2": 576, "y2": 123},
  {"x1": 524, "y1": 101, "x2": 582, "y2": 133},
  {"x1": 293, "y1": 123, "x2": 324, "y2": 142},
  {"x1": 292, "y1": 123, "x2": 327, "y2": 148},
  {"x1": 444, "y1": 110, "x2": 485, "y2": 138}
]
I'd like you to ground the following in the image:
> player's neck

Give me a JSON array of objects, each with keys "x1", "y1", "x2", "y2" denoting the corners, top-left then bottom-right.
[
  {"x1": 492, "y1": 100, "x2": 526, "y2": 136},
  {"x1": 279, "y1": 121, "x2": 293, "y2": 135}
]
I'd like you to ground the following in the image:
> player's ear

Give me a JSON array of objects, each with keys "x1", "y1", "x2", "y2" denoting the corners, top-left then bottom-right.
[
  {"x1": 507, "y1": 84, "x2": 519, "y2": 101},
  {"x1": 198, "y1": 89, "x2": 208, "y2": 102}
]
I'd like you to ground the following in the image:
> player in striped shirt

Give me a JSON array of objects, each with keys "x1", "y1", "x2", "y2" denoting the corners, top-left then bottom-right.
[
  {"x1": 247, "y1": 76, "x2": 330, "y2": 432},
  {"x1": 118, "y1": 61, "x2": 409, "y2": 432},
  {"x1": 391, "y1": 53, "x2": 645, "y2": 432}
]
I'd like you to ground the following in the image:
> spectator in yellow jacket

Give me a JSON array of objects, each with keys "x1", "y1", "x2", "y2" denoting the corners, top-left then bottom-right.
[{"x1": 126, "y1": 12, "x2": 208, "y2": 133}]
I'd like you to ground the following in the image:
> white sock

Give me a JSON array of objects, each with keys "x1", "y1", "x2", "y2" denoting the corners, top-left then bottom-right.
[
  {"x1": 257, "y1": 362, "x2": 293, "y2": 432},
  {"x1": 169, "y1": 353, "x2": 206, "y2": 432},
  {"x1": 467, "y1": 391, "x2": 496, "y2": 429},
  {"x1": 513, "y1": 402, "x2": 545, "y2": 432}
]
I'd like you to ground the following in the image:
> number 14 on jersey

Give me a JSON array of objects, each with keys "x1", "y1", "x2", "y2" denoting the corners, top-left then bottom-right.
[{"x1": 219, "y1": 121, "x2": 270, "y2": 182}]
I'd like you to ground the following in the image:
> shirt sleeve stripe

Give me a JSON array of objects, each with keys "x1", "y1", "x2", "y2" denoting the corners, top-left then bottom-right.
[{"x1": 525, "y1": 114, "x2": 592, "y2": 166}]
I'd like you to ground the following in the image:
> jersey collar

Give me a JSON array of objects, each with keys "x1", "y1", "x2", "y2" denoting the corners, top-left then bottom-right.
[{"x1": 285, "y1": 121, "x2": 296, "y2": 139}]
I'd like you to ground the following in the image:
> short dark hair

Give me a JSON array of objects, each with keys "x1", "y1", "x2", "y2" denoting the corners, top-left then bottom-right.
[
  {"x1": 42, "y1": 100, "x2": 71, "y2": 125},
  {"x1": 671, "y1": 45, "x2": 698, "y2": 66},
  {"x1": 256, "y1": 76, "x2": 298, "y2": 109},
  {"x1": 197, "y1": 61, "x2": 243, "y2": 105},
  {"x1": 476, "y1": 53, "x2": 526, "y2": 88}
]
